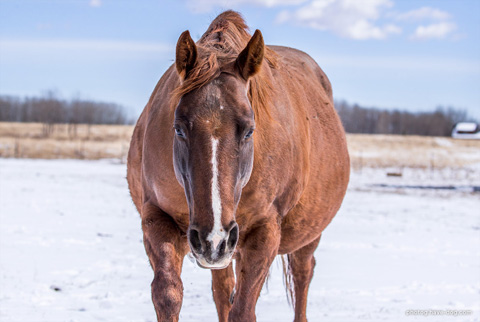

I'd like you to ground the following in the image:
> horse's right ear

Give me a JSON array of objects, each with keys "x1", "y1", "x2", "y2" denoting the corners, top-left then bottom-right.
[{"x1": 176, "y1": 30, "x2": 197, "y2": 80}]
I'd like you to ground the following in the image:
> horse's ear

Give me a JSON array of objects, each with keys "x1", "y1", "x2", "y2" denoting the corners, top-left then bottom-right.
[
  {"x1": 176, "y1": 30, "x2": 197, "y2": 80},
  {"x1": 236, "y1": 29, "x2": 264, "y2": 81}
]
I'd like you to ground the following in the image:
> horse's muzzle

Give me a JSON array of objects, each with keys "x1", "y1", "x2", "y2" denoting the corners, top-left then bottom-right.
[{"x1": 188, "y1": 222, "x2": 239, "y2": 269}]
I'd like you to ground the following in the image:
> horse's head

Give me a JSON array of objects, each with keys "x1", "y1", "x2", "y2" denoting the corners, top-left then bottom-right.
[{"x1": 172, "y1": 30, "x2": 264, "y2": 269}]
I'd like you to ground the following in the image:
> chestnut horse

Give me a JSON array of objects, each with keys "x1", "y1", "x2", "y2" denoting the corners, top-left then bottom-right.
[{"x1": 127, "y1": 11, "x2": 349, "y2": 322}]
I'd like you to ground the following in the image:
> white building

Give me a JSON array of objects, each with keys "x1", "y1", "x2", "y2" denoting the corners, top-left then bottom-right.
[{"x1": 451, "y1": 122, "x2": 480, "y2": 139}]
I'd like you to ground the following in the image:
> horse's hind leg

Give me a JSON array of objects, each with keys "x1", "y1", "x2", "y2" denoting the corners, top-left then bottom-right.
[
  {"x1": 289, "y1": 236, "x2": 321, "y2": 322},
  {"x1": 211, "y1": 264, "x2": 235, "y2": 322}
]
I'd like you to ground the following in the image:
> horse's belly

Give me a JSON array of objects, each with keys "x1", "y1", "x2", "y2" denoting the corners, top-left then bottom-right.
[{"x1": 277, "y1": 183, "x2": 347, "y2": 254}]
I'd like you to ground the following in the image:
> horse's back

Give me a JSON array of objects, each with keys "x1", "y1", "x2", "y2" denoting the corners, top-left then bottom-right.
[{"x1": 270, "y1": 45, "x2": 333, "y2": 102}]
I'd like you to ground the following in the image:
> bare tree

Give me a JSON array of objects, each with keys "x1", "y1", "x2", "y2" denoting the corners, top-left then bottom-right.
[
  {"x1": 334, "y1": 100, "x2": 477, "y2": 136},
  {"x1": 0, "y1": 93, "x2": 133, "y2": 125}
]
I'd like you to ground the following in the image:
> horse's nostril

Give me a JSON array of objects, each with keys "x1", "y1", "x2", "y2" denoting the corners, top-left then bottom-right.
[
  {"x1": 189, "y1": 228, "x2": 202, "y2": 253},
  {"x1": 227, "y1": 223, "x2": 239, "y2": 249},
  {"x1": 217, "y1": 239, "x2": 227, "y2": 256}
]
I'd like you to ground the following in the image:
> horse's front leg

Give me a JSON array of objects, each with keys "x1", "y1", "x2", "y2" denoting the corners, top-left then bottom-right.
[
  {"x1": 141, "y1": 202, "x2": 189, "y2": 322},
  {"x1": 212, "y1": 264, "x2": 235, "y2": 322},
  {"x1": 229, "y1": 217, "x2": 281, "y2": 322}
]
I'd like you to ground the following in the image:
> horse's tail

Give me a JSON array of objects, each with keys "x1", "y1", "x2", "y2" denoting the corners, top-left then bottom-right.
[{"x1": 281, "y1": 254, "x2": 295, "y2": 308}]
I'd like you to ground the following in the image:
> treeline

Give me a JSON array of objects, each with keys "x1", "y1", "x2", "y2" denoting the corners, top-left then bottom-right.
[
  {"x1": 335, "y1": 100, "x2": 476, "y2": 136},
  {"x1": 0, "y1": 93, "x2": 476, "y2": 136},
  {"x1": 0, "y1": 93, "x2": 132, "y2": 125}
]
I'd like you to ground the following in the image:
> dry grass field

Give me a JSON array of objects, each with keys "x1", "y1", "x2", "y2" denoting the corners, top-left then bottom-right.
[
  {"x1": 0, "y1": 122, "x2": 132, "y2": 161},
  {"x1": 1, "y1": 122, "x2": 480, "y2": 170},
  {"x1": 346, "y1": 134, "x2": 480, "y2": 169}
]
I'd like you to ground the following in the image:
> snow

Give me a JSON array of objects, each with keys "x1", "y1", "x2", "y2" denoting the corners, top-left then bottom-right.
[{"x1": 0, "y1": 158, "x2": 479, "y2": 321}]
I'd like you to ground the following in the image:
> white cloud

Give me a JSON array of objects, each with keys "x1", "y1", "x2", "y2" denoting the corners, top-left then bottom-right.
[
  {"x1": 396, "y1": 6, "x2": 450, "y2": 21},
  {"x1": 411, "y1": 22, "x2": 457, "y2": 40},
  {"x1": 186, "y1": 0, "x2": 307, "y2": 13},
  {"x1": 277, "y1": 0, "x2": 401, "y2": 40},
  {"x1": 183, "y1": 0, "x2": 458, "y2": 41},
  {"x1": 89, "y1": 0, "x2": 102, "y2": 8},
  {"x1": 394, "y1": 6, "x2": 457, "y2": 40}
]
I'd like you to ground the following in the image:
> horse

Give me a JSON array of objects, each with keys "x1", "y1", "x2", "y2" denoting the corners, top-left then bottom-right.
[{"x1": 127, "y1": 10, "x2": 349, "y2": 322}]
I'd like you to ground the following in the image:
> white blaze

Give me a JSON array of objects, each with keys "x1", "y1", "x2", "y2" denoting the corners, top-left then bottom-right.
[{"x1": 207, "y1": 137, "x2": 225, "y2": 254}]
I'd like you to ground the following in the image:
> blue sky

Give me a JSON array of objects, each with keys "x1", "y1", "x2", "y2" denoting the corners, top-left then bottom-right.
[{"x1": 1, "y1": 0, "x2": 479, "y2": 119}]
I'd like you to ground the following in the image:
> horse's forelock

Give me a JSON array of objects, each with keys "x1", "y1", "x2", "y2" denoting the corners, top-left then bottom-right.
[{"x1": 170, "y1": 10, "x2": 276, "y2": 122}]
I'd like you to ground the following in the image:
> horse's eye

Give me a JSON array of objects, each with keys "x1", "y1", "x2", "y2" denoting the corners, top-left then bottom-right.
[
  {"x1": 174, "y1": 127, "x2": 185, "y2": 138},
  {"x1": 244, "y1": 129, "x2": 254, "y2": 140}
]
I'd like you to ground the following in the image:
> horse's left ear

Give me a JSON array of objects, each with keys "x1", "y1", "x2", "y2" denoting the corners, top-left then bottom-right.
[
  {"x1": 236, "y1": 29, "x2": 264, "y2": 81},
  {"x1": 176, "y1": 30, "x2": 197, "y2": 80}
]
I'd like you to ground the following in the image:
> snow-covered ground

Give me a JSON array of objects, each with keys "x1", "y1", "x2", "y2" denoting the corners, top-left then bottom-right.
[{"x1": 0, "y1": 158, "x2": 479, "y2": 322}]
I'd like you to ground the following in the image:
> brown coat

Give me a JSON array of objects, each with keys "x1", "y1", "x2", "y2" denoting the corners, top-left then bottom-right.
[{"x1": 127, "y1": 10, "x2": 349, "y2": 322}]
